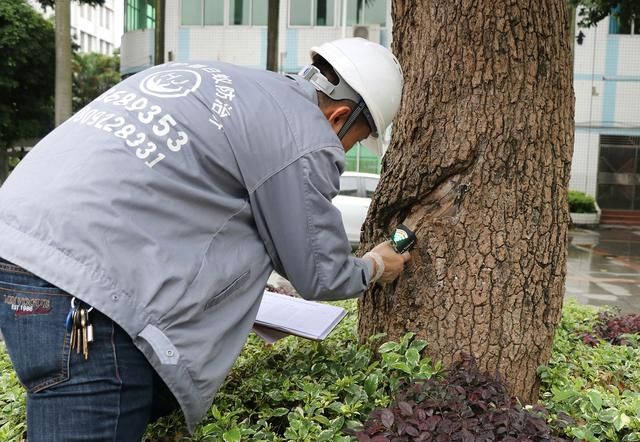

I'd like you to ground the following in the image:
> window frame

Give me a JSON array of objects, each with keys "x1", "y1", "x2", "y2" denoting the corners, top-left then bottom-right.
[
  {"x1": 608, "y1": 14, "x2": 640, "y2": 35},
  {"x1": 125, "y1": 0, "x2": 156, "y2": 32},
  {"x1": 228, "y1": 0, "x2": 268, "y2": 27},
  {"x1": 181, "y1": 0, "x2": 205, "y2": 26},
  {"x1": 204, "y1": 0, "x2": 226, "y2": 25},
  {"x1": 288, "y1": 0, "x2": 337, "y2": 28},
  {"x1": 346, "y1": 0, "x2": 388, "y2": 27},
  {"x1": 181, "y1": 0, "x2": 227, "y2": 27}
]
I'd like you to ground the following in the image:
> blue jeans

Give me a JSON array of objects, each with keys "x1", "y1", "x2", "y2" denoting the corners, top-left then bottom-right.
[{"x1": 0, "y1": 258, "x2": 178, "y2": 441}]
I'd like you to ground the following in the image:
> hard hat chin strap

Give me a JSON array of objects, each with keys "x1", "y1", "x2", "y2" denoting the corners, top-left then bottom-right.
[
  {"x1": 298, "y1": 65, "x2": 377, "y2": 140},
  {"x1": 337, "y1": 99, "x2": 367, "y2": 140}
]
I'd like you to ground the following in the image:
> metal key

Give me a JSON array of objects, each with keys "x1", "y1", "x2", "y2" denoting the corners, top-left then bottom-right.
[
  {"x1": 86, "y1": 308, "x2": 94, "y2": 344},
  {"x1": 80, "y1": 309, "x2": 89, "y2": 360},
  {"x1": 70, "y1": 307, "x2": 79, "y2": 351},
  {"x1": 75, "y1": 308, "x2": 84, "y2": 354}
]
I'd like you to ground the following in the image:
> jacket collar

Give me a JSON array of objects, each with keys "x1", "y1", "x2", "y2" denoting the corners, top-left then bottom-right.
[{"x1": 286, "y1": 74, "x2": 319, "y2": 106}]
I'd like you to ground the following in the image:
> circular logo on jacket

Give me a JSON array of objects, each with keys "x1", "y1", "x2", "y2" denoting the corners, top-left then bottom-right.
[{"x1": 139, "y1": 69, "x2": 202, "y2": 98}]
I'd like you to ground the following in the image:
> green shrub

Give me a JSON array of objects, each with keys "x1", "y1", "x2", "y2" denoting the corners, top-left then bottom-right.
[
  {"x1": 568, "y1": 190, "x2": 597, "y2": 214},
  {"x1": 0, "y1": 345, "x2": 26, "y2": 442},
  {"x1": 145, "y1": 301, "x2": 440, "y2": 441},
  {"x1": 1, "y1": 300, "x2": 638, "y2": 442},
  {"x1": 539, "y1": 300, "x2": 640, "y2": 442}
]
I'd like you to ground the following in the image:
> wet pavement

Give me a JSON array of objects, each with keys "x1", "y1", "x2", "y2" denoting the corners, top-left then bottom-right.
[{"x1": 567, "y1": 227, "x2": 640, "y2": 313}]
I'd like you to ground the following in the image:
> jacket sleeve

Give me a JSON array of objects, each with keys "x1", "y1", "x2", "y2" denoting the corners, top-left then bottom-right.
[{"x1": 249, "y1": 146, "x2": 373, "y2": 301}]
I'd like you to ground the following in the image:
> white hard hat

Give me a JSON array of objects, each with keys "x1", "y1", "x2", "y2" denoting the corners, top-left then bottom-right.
[{"x1": 309, "y1": 38, "x2": 404, "y2": 156}]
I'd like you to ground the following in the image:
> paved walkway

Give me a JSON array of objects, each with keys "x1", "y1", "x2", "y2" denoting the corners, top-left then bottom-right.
[{"x1": 567, "y1": 227, "x2": 640, "y2": 313}]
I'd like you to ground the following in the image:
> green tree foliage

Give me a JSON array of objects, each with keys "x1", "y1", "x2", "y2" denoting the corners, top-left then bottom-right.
[
  {"x1": 571, "y1": 0, "x2": 640, "y2": 28},
  {"x1": 31, "y1": 0, "x2": 104, "y2": 10},
  {"x1": 72, "y1": 51, "x2": 121, "y2": 112},
  {"x1": 0, "y1": 0, "x2": 55, "y2": 179}
]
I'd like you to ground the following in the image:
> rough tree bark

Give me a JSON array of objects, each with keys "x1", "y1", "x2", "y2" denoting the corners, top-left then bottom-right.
[
  {"x1": 358, "y1": 0, "x2": 574, "y2": 403},
  {"x1": 55, "y1": 0, "x2": 72, "y2": 126}
]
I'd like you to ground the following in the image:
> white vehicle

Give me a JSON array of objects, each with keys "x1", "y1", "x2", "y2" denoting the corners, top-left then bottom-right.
[{"x1": 333, "y1": 172, "x2": 380, "y2": 247}]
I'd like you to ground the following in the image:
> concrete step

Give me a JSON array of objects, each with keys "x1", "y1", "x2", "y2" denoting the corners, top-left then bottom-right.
[
  {"x1": 602, "y1": 215, "x2": 640, "y2": 221},
  {"x1": 601, "y1": 210, "x2": 640, "y2": 226}
]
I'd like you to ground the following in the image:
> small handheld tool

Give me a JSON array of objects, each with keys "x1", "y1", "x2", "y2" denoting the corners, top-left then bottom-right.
[{"x1": 390, "y1": 224, "x2": 417, "y2": 254}]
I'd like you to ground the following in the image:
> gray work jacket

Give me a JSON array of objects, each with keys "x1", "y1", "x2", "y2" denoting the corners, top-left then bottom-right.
[{"x1": 0, "y1": 62, "x2": 372, "y2": 430}]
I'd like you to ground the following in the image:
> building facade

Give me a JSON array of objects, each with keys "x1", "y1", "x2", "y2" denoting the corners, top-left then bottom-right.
[
  {"x1": 571, "y1": 14, "x2": 640, "y2": 212},
  {"x1": 73, "y1": 0, "x2": 124, "y2": 54},
  {"x1": 29, "y1": 0, "x2": 124, "y2": 55},
  {"x1": 121, "y1": 4, "x2": 640, "y2": 207},
  {"x1": 120, "y1": 0, "x2": 391, "y2": 75},
  {"x1": 120, "y1": 0, "x2": 391, "y2": 163}
]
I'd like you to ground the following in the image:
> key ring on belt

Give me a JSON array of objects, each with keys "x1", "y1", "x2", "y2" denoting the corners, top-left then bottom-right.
[{"x1": 71, "y1": 296, "x2": 94, "y2": 313}]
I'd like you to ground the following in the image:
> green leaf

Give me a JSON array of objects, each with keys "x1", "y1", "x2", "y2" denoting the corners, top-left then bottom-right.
[
  {"x1": 316, "y1": 429, "x2": 335, "y2": 441},
  {"x1": 314, "y1": 415, "x2": 331, "y2": 426},
  {"x1": 599, "y1": 408, "x2": 619, "y2": 423},
  {"x1": 613, "y1": 413, "x2": 631, "y2": 431},
  {"x1": 389, "y1": 362, "x2": 412, "y2": 374},
  {"x1": 405, "y1": 348, "x2": 420, "y2": 367},
  {"x1": 552, "y1": 388, "x2": 576, "y2": 402},
  {"x1": 330, "y1": 416, "x2": 345, "y2": 430},
  {"x1": 587, "y1": 389, "x2": 603, "y2": 410},
  {"x1": 222, "y1": 427, "x2": 241, "y2": 442},
  {"x1": 378, "y1": 342, "x2": 400, "y2": 353},
  {"x1": 210, "y1": 405, "x2": 222, "y2": 420},
  {"x1": 622, "y1": 431, "x2": 640, "y2": 441},
  {"x1": 271, "y1": 407, "x2": 289, "y2": 416},
  {"x1": 408, "y1": 339, "x2": 428, "y2": 353},
  {"x1": 364, "y1": 374, "x2": 379, "y2": 397},
  {"x1": 367, "y1": 332, "x2": 387, "y2": 342}
]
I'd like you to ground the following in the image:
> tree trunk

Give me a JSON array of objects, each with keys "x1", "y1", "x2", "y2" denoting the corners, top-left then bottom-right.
[
  {"x1": 154, "y1": 0, "x2": 165, "y2": 65},
  {"x1": 0, "y1": 149, "x2": 8, "y2": 184},
  {"x1": 358, "y1": 0, "x2": 574, "y2": 404},
  {"x1": 567, "y1": 4, "x2": 576, "y2": 63},
  {"x1": 266, "y1": 0, "x2": 279, "y2": 72},
  {"x1": 55, "y1": 0, "x2": 72, "y2": 126}
]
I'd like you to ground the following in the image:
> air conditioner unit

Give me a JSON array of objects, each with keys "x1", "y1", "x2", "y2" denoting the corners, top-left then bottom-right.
[{"x1": 352, "y1": 25, "x2": 381, "y2": 44}]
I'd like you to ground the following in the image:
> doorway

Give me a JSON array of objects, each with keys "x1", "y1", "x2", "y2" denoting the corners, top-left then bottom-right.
[{"x1": 597, "y1": 135, "x2": 640, "y2": 210}]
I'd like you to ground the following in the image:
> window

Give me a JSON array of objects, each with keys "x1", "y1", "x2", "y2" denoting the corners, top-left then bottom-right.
[
  {"x1": 106, "y1": 10, "x2": 111, "y2": 29},
  {"x1": 100, "y1": 6, "x2": 104, "y2": 26},
  {"x1": 182, "y1": 0, "x2": 201, "y2": 25},
  {"x1": 205, "y1": 0, "x2": 225, "y2": 25},
  {"x1": 347, "y1": 0, "x2": 387, "y2": 26},
  {"x1": 125, "y1": 0, "x2": 156, "y2": 32},
  {"x1": 251, "y1": 0, "x2": 268, "y2": 25},
  {"x1": 609, "y1": 15, "x2": 640, "y2": 35},
  {"x1": 290, "y1": 0, "x2": 334, "y2": 26},
  {"x1": 229, "y1": 0, "x2": 268, "y2": 26},
  {"x1": 182, "y1": 0, "x2": 224, "y2": 26}
]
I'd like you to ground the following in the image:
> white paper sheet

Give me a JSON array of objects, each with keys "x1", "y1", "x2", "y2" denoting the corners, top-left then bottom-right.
[{"x1": 253, "y1": 291, "x2": 347, "y2": 341}]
